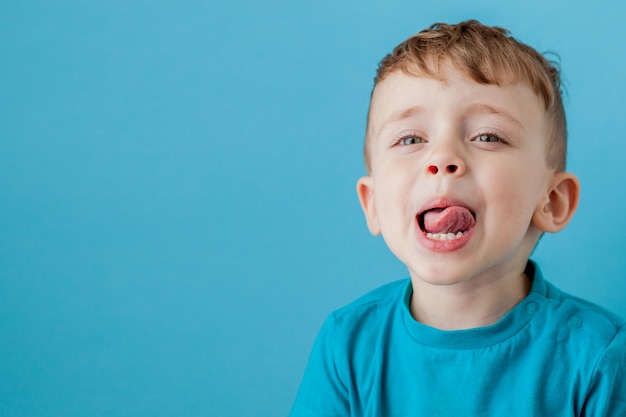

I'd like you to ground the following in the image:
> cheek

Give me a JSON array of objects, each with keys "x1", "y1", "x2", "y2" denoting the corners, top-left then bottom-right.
[
  {"x1": 373, "y1": 168, "x2": 417, "y2": 227},
  {"x1": 374, "y1": 184, "x2": 404, "y2": 223},
  {"x1": 482, "y1": 168, "x2": 542, "y2": 229}
]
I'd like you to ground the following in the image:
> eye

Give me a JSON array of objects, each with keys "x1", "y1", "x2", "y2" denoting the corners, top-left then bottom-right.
[
  {"x1": 473, "y1": 133, "x2": 502, "y2": 143},
  {"x1": 397, "y1": 135, "x2": 425, "y2": 146}
]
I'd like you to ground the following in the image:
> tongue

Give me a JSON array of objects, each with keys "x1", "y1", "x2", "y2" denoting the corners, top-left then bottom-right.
[{"x1": 423, "y1": 206, "x2": 475, "y2": 234}]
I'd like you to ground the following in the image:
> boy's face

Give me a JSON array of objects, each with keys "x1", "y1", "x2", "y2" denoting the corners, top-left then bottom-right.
[{"x1": 358, "y1": 64, "x2": 559, "y2": 287}]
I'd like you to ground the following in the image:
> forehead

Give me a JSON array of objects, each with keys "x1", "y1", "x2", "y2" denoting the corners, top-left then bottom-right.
[{"x1": 368, "y1": 67, "x2": 547, "y2": 141}]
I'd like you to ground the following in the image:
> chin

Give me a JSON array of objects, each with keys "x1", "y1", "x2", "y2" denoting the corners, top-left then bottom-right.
[{"x1": 408, "y1": 264, "x2": 473, "y2": 287}]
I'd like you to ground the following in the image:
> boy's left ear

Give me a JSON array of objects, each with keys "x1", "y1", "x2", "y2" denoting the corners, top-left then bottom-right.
[{"x1": 532, "y1": 172, "x2": 580, "y2": 233}]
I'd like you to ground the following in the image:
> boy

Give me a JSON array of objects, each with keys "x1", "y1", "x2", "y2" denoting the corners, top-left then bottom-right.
[{"x1": 289, "y1": 20, "x2": 626, "y2": 416}]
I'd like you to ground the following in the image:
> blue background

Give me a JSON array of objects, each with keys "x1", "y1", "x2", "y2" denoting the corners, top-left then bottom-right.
[{"x1": 1, "y1": 1, "x2": 625, "y2": 416}]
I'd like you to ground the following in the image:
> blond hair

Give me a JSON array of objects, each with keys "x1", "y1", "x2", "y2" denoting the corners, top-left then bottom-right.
[{"x1": 364, "y1": 20, "x2": 566, "y2": 173}]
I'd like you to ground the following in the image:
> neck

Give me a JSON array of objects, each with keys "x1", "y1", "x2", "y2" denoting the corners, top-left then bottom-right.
[{"x1": 409, "y1": 268, "x2": 532, "y2": 331}]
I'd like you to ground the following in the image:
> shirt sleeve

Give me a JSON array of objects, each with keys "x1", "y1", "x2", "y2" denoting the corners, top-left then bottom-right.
[
  {"x1": 288, "y1": 314, "x2": 350, "y2": 417},
  {"x1": 582, "y1": 324, "x2": 626, "y2": 416}
]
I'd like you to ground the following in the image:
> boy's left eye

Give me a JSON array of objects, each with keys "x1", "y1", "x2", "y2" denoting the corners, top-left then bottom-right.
[{"x1": 474, "y1": 134, "x2": 501, "y2": 143}]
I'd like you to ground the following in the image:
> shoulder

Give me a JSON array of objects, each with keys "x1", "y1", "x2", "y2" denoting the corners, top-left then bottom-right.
[
  {"x1": 531, "y1": 267, "x2": 626, "y2": 362},
  {"x1": 580, "y1": 317, "x2": 626, "y2": 415},
  {"x1": 315, "y1": 279, "x2": 408, "y2": 349},
  {"x1": 534, "y1": 268, "x2": 626, "y2": 414},
  {"x1": 541, "y1": 278, "x2": 625, "y2": 339},
  {"x1": 329, "y1": 279, "x2": 408, "y2": 324}
]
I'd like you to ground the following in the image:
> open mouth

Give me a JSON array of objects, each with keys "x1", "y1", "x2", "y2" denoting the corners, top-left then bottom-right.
[{"x1": 417, "y1": 206, "x2": 476, "y2": 241}]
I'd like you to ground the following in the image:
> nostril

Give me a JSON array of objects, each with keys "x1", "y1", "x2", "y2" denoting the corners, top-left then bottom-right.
[
  {"x1": 428, "y1": 166, "x2": 439, "y2": 174},
  {"x1": 446, "y1": 165, "x2": 458, "y2": 174}
]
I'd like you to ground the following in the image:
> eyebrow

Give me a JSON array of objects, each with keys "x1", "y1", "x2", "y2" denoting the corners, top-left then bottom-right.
[
  {"x1": 376, "y1": 105, "x2": 426, "y2": 136},
  {"x1": 375, "y1": 102, "x2": 525, "y2": 137},
  {"x1": 465, "y1": 103, "x2": 525, "y2": 131}
]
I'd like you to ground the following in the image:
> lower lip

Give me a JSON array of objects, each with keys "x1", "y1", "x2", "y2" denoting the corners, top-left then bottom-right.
[{"x1": 415, "y1": 221, "x2": 474, "y2": 252}]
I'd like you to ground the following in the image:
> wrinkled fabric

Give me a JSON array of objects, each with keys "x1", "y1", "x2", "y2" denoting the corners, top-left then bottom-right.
[{"x1": 289, "y1": 262, "x2": 626, "y2": 417}]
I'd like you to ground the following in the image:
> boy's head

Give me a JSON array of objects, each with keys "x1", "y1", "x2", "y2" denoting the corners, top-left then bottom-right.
[
  {"x1": 356, "y1": 20, "x2": 580, "y2": 286},
  {"x1": 364, "y1": 20, "x2": 566, "y2": 174}
]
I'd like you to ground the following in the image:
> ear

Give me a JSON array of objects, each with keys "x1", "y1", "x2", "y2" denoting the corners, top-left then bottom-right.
[
  {"x1": 356, "y1": 176, "x2": 381, "y2": 235},
  {"x1": 532, "y1": 172, "x2": 580, "y2": 233}
]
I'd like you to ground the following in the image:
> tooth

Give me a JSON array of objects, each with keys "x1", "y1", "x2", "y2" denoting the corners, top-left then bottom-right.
[{"x1": 426, "y1": 231, "x2": 466, "y2": 241}]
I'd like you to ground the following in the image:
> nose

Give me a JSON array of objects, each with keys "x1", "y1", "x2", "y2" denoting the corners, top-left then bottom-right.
[
  {"x1": 428, "y1": 164, "x2": 461, "y2": 175},
  {"x1": 426, "y1": 145, "x2": 466, "y2": 176}
]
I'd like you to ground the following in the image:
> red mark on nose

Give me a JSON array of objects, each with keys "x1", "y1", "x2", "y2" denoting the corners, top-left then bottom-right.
[{"x1": 429, "y1": 165, "x2": 438, "y2": 174}]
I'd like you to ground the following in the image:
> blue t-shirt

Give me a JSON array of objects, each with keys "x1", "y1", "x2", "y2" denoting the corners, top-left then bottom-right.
[{"x1": 290, "y1": 262, "x2": 626, "y2": 416}]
